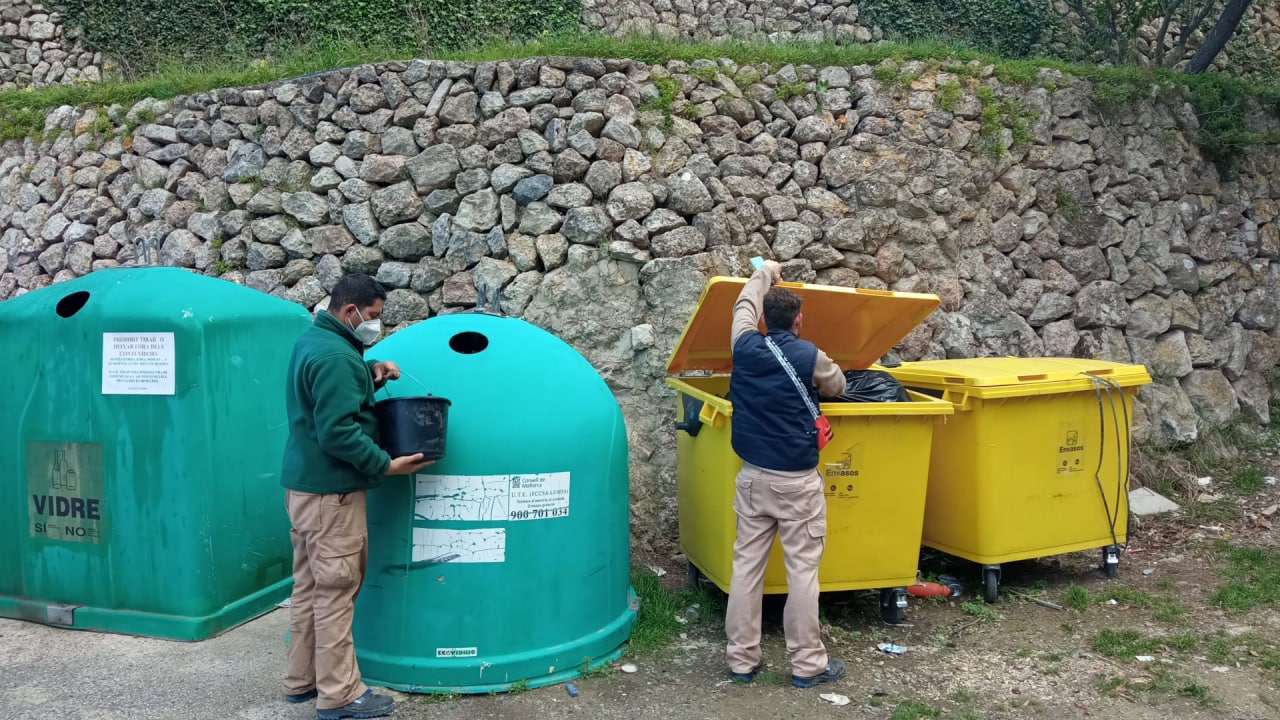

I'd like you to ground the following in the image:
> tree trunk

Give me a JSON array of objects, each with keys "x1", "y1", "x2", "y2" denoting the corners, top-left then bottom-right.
[{"x1": 1185, "y1": 0, "x2": 1254, "y2": 73}]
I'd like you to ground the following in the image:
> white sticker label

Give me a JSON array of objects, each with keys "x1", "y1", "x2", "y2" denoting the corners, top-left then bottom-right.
[
  {"x1": 415, "y1": 474, "x2": 511, "y2": 521},
  {"x1": 415, "y1": 472, "x2": 571, "y2": 522},
  {"x1": 102, "y1": 332, "x2": 175, "y2": 395},
  {"x1": 412, "y1": 527, "x2": 505, "y2": 564},
  {"x1": 436, "y1": 647, "x2": 478, "y2": 658},
  {"x1": 508, "y1": 472, "x2": 571, "y2": 521}
]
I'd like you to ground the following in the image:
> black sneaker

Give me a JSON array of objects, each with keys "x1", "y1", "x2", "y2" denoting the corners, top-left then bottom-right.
[
  {"x1": 791, "y1": 659, "x2": 846, "y2": 688},
  {"x1": 285, "y1": 688, "x2": 318, "y2": 703},
  {"x1": 729, "y1": 662, "x2": 766, "y2": 683},
  {"x1": 316, "y1": 689, "x2": 395, "y2": 719}
]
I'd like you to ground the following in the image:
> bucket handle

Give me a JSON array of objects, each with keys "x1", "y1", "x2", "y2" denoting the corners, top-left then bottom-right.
[{"x1": 379, "y1": 370, "x2": 433, "y2": 398}]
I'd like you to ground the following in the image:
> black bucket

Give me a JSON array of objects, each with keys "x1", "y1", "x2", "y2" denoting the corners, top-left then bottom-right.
[{"x1": 374, "y1": 395, "x2": 451, "y2": 460}]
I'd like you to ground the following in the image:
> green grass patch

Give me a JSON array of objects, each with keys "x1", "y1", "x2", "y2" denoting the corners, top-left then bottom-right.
[
  {"x1": 577, "y1": 656, "x2": 614, "y2": 679},
  {"x1": 774, "y1": 80, "x2": 811, "y2": 101},
  {"x1": 639, "y1": 74, "x2": 684, "y2": 133},
  {"x1": 1179, "y1": 680, "x2": 1214, "y2": 705},
  {"x1": 1063, "y1": 584, "x2": 1091, "y2": 612},
  {"x1": 0, "y1": 106, "x2": 46, "y2": 142},
  {"x1": 873, "y1": 63, "x2": 900, "y2": 84},
  {"x1": 1232, "y1": 465, "x2": 1267, "y2": 494},
  {"x1": 961, "y1": 601, "x2": 1000, "y2": 621},
  {"x1": 1205, "y1": 632, "x2": 1280, "y2": 689},
  {"x1": 750, "y1": 669, "x2": 790, "y2": 686},
  {"x1": 1099, "y1": 666, "x2": 1218, "y2": 707},
  {"x1": 891, "y1": 699, "x2": 942, "y2": 720},
  {"x1": 1211, "y1": 543, "x2": 1280, "y2": 612},
  {"x1": 628, "y1": 568, "x2": 720, "y2": 654},
  {"x1": 1182, "y1": 496, "x2": 1238, "y2": 523},
  {"x1": 689, "y1": 65, "x2": 720, "y2": 82},
  {"x1": 1039, "y1": 651, "x2": 1066, "y2": 677},
  {"x1": 640, "y1": 76, "x2": 680, "y2": 112},
  {"x1": 1106, "y1": 586, "x2": 1187, "y2": 623},
  {"x1": 1091, "y1": 629, "x2": 1164, "y2": 658},
  {"x1": 937, "y1": 79, "x2": 961, "y2": 111},
  {"x1": 971, "y1": 85, "x2": 1035, "y2": 158}
]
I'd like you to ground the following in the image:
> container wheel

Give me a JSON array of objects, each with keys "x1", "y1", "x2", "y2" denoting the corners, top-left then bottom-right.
[
  {"x1": 1102, "y1": 546, "x2": 1120, "y2": 579},
  {"x1": 879, "y1": 588, "x2": 905, "y2": 625},
  {"x1": 686, "y1": 560, "x2": 706, "y2": 589},
  {"x1": 983, "y1": 568, "x2": 999, "y2": 604}
]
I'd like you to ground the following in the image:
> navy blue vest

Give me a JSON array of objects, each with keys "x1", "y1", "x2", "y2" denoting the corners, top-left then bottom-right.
[{"x1": 729, "y1": 329, "x2": 821, "y2": 472}]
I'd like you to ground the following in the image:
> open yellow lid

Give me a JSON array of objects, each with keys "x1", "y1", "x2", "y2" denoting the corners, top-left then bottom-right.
[
  {"x1": 888, "y1": 357, "x2": 1153, "y2": 398},
  {"x1": 666, "y1": 277, "x2": 941, "y2": 375}
]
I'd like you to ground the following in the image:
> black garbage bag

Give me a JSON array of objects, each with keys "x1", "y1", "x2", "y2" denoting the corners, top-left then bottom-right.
[{"x1": 822, "y1": 369, "x2": 909, "y2": 403}]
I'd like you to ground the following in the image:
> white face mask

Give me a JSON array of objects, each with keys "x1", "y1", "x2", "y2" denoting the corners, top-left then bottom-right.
[{"x1": 348, "y1": 308, "x2": 382, "y2": 346}]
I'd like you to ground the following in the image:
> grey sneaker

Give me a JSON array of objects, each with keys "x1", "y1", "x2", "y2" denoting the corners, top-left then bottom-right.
[
  {"x1": 791, "y1": 659, "x2": 846, "y2": 688},
  {"x1": 316, "y1": 689, "x2": 395, "y2": 719}
]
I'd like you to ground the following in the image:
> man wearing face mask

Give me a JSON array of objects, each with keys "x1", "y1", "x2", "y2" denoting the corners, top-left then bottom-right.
[{"x1": 280, "y1": 273, "x2": 430, "y2": 719}]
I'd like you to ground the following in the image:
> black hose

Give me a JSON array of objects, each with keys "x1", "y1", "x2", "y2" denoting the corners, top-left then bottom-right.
[{"x1": 1087, "y1": 373, "x2": 1131, "y2": 556}]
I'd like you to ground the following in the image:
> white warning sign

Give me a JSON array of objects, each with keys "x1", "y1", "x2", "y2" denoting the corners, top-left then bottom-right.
[{"x1": 102, "y1": 332, "x2": 175, "y2": 395}]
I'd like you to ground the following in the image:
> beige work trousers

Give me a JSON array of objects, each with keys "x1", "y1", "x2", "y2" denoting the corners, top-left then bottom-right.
[
  {"x1": 283, "y1": 489, "x2": 370, "y2": 710},
  {"x1": 725, "y1": 462, "x2": 828, "y2": 678}
]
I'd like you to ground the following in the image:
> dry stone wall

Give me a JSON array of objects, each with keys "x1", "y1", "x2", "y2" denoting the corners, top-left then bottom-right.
[
  {"x1": 580, "y1": 0, "x2": 872, "y2": 43},
  {"x1": 0, "y1": 1, "x2": 103, "y2": 90},
  {"x1": 2, "y1": 56, "x2": 1278, "y2": 554}
]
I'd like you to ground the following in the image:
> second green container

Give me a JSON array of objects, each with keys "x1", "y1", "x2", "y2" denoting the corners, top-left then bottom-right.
[{"x1": 353, "y1": 312, "x2": 636, "y2": 693}]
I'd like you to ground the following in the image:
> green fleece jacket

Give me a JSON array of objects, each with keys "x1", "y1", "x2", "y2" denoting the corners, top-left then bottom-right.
[{"x1": 280, "y1": 310, "x2": 391, "y2": 494}]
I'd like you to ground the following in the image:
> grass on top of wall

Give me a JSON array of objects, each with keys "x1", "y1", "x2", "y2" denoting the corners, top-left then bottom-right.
[{"x1": 1, "y1": 33, "x2": 1278, "y2": 166}]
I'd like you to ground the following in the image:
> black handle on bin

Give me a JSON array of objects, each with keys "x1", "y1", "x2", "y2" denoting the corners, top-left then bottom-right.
[{"x1": 674, "y1": 395, "x2": 704, "y2": 437}]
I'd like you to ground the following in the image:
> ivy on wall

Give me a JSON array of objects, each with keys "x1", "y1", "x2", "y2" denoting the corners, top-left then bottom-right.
[
  {"x1": 859, "y1": 0, "x2": 1057, "y2": 58},
  {"x1": 60, "y1": 0, "x2": 581, "y2": 73},
  {"x1": 419, "y1": 0, "x2": 579, "y2": 51}
]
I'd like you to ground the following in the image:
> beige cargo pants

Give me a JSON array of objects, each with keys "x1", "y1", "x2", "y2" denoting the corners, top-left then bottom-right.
[
  {"x1": 283, "y1": 489, "x2": 370, "y2": 710},
  {"x1": 725, "y1": 462, "x2": 829, "y2": 678}
]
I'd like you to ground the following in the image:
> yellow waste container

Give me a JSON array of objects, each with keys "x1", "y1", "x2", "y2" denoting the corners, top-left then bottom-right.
[
  {"x1": 886, "y1": 357, "x2": 1152, "y2": 602},
  {"x1": 666, "y1": 277, "x2": 953, "y2": 623}
]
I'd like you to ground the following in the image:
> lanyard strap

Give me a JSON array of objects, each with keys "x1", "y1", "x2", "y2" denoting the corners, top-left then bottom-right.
[{"x1": 764, "y1": 336, "x2": 820, "y2": 420}]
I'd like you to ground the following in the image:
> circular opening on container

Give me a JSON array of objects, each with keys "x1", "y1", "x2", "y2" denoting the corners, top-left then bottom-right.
[
  {"x1": 449, "y1": 331, "x2": 489, "y2": 354},
  {"x1": 56, "y1": 291, "x2": 90, "y2": 318}
]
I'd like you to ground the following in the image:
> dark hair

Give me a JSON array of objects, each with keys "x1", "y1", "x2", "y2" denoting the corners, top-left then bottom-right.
[
  {"x1": 329, "y1": 274, "x2": 387, "y2": 311},
  {"x1": 763, "y1": 287, "x2": 802, "y2": 331}
]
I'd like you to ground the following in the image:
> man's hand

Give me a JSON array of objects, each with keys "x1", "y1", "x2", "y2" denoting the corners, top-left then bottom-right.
[
  {"x1": 371, "y1": 361, "x2": 401, "y2": 385},
  {"x1": 761, "y1": 259, "x2": 782, "y2": 283},
  {"x1": 387, "y1": 453, "x2": 432, "y2": 475}
]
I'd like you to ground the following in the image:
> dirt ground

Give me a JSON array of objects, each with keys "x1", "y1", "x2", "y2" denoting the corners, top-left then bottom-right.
[
  {"x1": 407, "y1": 439, "x2": 1279, "y2": 720},
  {"x1": 2, "y1": 445, "x2": 1277, "y2": 720}
]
